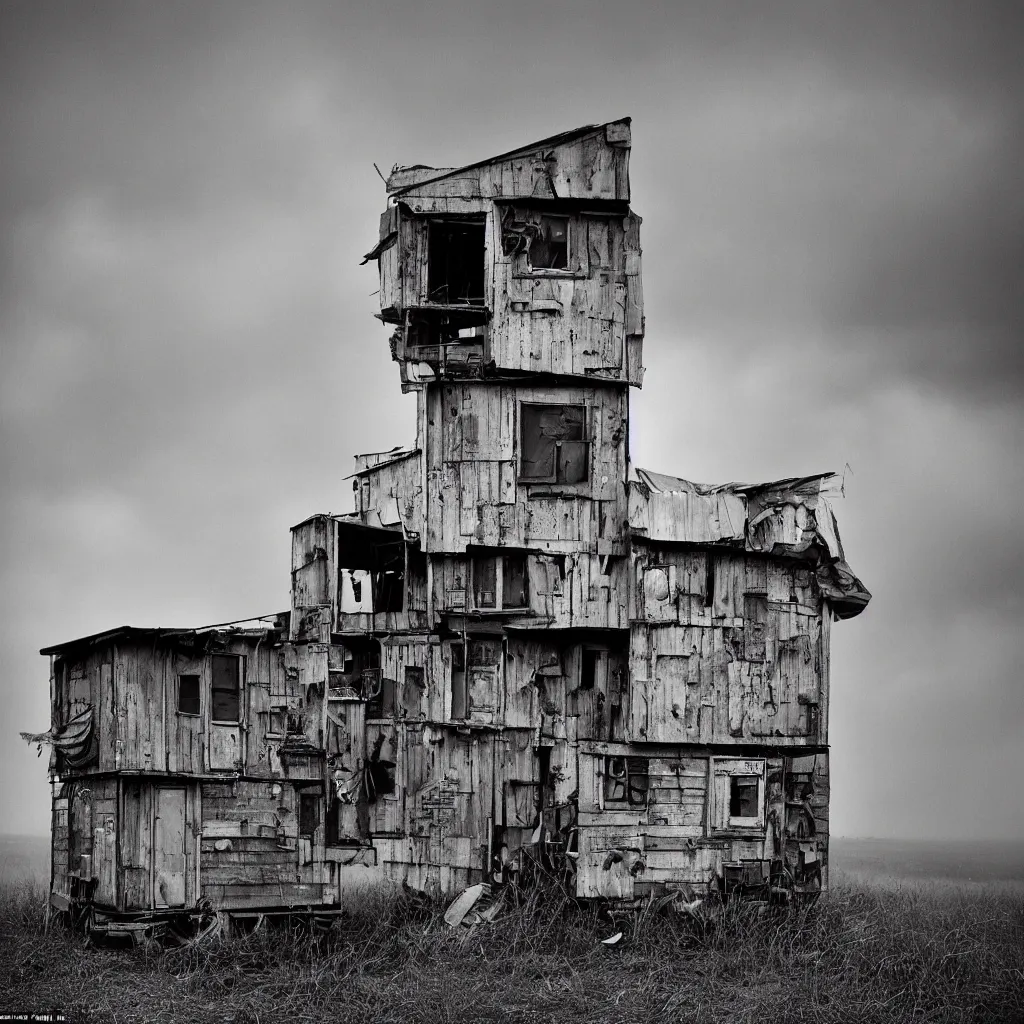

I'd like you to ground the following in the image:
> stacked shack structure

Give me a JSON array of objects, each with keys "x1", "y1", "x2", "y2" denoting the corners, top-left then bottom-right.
[{"x1": 31, "y1": 119, "x2": 869, "y2": 936}]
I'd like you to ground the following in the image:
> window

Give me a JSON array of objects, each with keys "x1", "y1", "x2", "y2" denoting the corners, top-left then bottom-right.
[
  {"x1": 713, "y1": 758, "x2": 765, "y2": 830},
  {"x1": 730, "y1": 776, "x2": 760, "y2": 819},
  {"x1": 519, "y1": 404, "x2": 589, "y2": 484},
  {"x1": 604, "y1": 756, "x2": 649, "y2": 807},
  {"x1": 210, "y1": 654, "x2": 242, "y2": 723},
  {"x1": 427, "y1": 218, "x2": 485, "y2": 304},
  {"x1": 471, "y1": 552, "x2": 528, "y2": 610},
  {"x1": 177, "y1": 675, "x2": 201, "y2": 716},
  {"x1": 580, "y1": 649, "x2": 599, "y2": 691},
  {"x1": 529, "y1": 215, "x2": 568, "y2": 270}
]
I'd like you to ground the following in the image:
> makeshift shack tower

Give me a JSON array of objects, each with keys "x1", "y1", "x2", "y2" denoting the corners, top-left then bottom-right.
[{"x1": 33, "y1": 120, "x2": 869, "y2": 936}]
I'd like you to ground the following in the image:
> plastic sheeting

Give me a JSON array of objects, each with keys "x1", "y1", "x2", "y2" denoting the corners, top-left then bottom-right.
[{"x1": 630, "y1": 468, "x2": 870, "y2": 619}]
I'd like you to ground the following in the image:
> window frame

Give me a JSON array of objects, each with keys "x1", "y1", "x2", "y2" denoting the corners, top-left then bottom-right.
[
  {"x1": 470, "y1": 552, "x2": 529, "y2": 612},
  {"x1": 425, "y1": 216, "x2": 487, "y2": 306},
  {"x1": 712, "y1": 758, "x2": 766, "y2": 831},
  {"x1": 603, "y1": 756, "x2": 650, "y2": 808},
  {"x1": 517, "y1": 402, "x2": 591, "y2": 485},
  {"x1": 210, "y1": 653, "x2": 243, "y2": 725},
  {"x1": 527, "y1": 214, "x2": 570, "y2": 273}
]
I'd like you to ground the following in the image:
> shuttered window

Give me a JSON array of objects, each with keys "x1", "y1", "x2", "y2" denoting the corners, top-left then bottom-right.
[{"x1": 519, "y1": 404, "x2": 589, "y2": 484}]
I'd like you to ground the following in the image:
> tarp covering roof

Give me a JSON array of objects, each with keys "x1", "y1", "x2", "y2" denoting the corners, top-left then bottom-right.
[{"x1": 630, "y1": 469, "x2": 870, "y2": 619}]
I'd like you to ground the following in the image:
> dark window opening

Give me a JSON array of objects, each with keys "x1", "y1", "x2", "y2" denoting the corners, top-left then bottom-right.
[
  {"x1": 407, "y1": 309, "x2": 488, "y2": 349},
  {"x1": 503, "y1": 553, "x2": 527, "y2": 608},
  {"x1": 604, "y1": 756, "x2": 649, "y2": 807},
  {"x1": 177, "y1": 675, "x2": 201, "y2": 716},
  {"x1": 450, "y1": 642, "x2": 467, "y2": 720},
  {"x1": 367, "y1": 674, "x2": 397, "y2": 718},
  {"x1": 211, "y1": 655, "x2": 241, "y2": 723},
  {"x1": 529, "y1": 215, "x2": 569, "y2": 270},
  {"x1": 427, "y1": 218, "x2": 485, "y2": 305},
  {"x1": 519, "y1": 404, "x2": 589, "y2": 484},
  {"x1": 374, "y1": 570, "x2": 404, "y2": 613},
  {"x1": 474, "y1": 557, "x2": 497, "y2": 609},
  {"x1": 704, "y1": 554, "x2": 715, "y2": 608},
  {"x1": 299, "y1": 792, "x2": 320, "y2": 836},
  {"x1": 580, "y1": 649, "x2": 599, "y2": 691},
  {"x1": 336, "y1": 523, "x2": 406, "y2": 615},
  {"x1": 729, "y1": 775, "x2": 760, "y2": 819},
  {"x1": 327, "y1": 638, "x2": 380, "y2": 699}
]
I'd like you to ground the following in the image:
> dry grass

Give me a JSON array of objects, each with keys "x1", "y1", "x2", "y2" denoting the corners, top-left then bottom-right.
[{"x1": 1, "y1": 874, "x2": 1022, "y2": 1024}]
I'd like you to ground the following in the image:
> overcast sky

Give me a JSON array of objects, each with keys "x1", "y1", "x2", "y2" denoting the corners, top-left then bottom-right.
[{"x1": 2, "y1": 0, "x2": 1021, "y2": 840}]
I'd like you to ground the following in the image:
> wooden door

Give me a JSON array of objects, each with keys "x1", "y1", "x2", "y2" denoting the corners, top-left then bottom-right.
[{"x1": 153, "y1": 787, "x2": 186, "y2": 908}]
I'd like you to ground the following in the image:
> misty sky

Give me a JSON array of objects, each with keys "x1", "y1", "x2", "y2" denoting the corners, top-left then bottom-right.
[{"x1": 2, "y1": 1, "x2": 1021, "y2": 840}]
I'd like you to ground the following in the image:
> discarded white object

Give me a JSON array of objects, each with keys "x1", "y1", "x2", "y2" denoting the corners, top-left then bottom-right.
[{"x1": 443, "y1": 882, "x2": 487, "y2": 928}]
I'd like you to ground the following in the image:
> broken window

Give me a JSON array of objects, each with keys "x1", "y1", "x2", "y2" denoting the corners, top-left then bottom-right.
[
  {"x1": 210, "y1": 654, "x2": 241, "y2": 723},
  {"x1": 427, "y1": 218, "x2": 485, "y2": 305},
  {"x1": 529, "y1": 215, "x2": 569, "y2": 270},
  {"x1": 177, "y1": 674, "x2": 201, "y2": 716},
  {"x1": 336, "y1": 522, "x2": 405, "y2": 617},
  {"x1": 519, "y1": 404, "x2": 589, "y2": 484},
  {"x1": 604, "y1": 756, "x2": 649, "y2": 807},
  {"x1": 501, "y1": 208, "x2": 572, "y2": 271},
  {"x1": 471, "y1": 552, "x2": 528, "y2": 610}
]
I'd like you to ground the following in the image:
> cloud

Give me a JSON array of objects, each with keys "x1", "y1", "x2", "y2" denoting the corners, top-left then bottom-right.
[{"x1": 1, "y1": 0, "x2": 1021, "y2": 841}]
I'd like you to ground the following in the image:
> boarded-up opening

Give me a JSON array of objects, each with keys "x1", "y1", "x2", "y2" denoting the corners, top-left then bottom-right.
[
  {"x1": 519, "y1": 404, "x2": 589, "y2": 484},
  {"x1": 427, "y1": 218, "x2": 485, "y2": 305},
  {"x1": 153, "y1": 787, "x2": 186, "y2": 908}
]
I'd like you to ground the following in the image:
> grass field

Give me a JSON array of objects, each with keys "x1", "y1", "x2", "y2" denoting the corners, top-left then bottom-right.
[{"x1": 1, "y1": 838, "x2": 1022, "y2": 1023}]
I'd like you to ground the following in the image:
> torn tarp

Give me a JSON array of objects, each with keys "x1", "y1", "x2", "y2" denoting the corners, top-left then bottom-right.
[
  {"x1": 629, "y1": 469, "x2": 870, "y2": 618},
  {"x1": 20, "y1": 705, "x2": 95, "y2": 768}
]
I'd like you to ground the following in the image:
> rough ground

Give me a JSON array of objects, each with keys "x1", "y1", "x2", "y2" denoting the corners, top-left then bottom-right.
[{"x1": 1, "y1": 873, "x2": 1022, "y2": 1024}]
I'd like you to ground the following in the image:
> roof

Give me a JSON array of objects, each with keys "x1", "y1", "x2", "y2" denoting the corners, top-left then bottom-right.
[
  {"x1": 40, "y1": 614, "x2": 289, "y2": 657},
  {"x1": 349, "y1": 446, "x2": 420, "y2": 477},
  {"x1": 386, "y1": 118, "x2": 631, "y2": 197}
]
